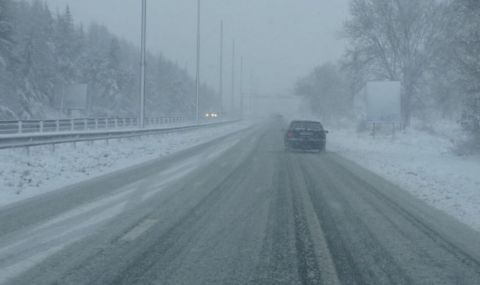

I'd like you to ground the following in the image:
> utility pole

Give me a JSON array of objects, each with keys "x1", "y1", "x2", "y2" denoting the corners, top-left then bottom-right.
[
  {"x1": 195, "y1": 0, "x2": 201, "y2": 121},
  {"x1": 219, "y1": 20, "x2": 224, "y2": 115},
  {"x1": 231, "y1": 40, "x2": 235, "y2": 116},
  {"x1": 140, "y1": 0, "x2": 147, "y2": 128}
]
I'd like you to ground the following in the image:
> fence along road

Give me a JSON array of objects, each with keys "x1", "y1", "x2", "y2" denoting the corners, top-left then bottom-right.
[
  {"x1": 0, "y1": 116, "x2": 187, "y2": 135},
  {"x1": 0, "y1": 119, "x2": 237, "y2": 151}
]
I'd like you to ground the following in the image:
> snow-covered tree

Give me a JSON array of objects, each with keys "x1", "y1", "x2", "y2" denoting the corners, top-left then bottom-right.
[
  {"x1": 344, "y1": 0, "x2": 446, "y2": 126},
  {"x1": 54, "y1": 6, "x2": 82, "y2": 85},
  {"x1": 9, "y1": 0, "x2": 58, "y2": 118},
  {"x1": 451, "y1": 0, "x2": 480, "y2": 140},
  {"x1": 0, "y1": 1, "x2": 214, "y2": 119},
  {"x1": 0, "y1": 0, "x2": 17, "y2": 119},
  {"x1": 295, "y1": 63, "x2": 350, "y2": 121},
  {"x1": 0, "y1": 0, "x2": 14, "y2": 66}
]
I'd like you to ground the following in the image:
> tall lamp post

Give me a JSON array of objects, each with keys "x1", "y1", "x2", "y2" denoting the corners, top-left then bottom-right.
[
  {"x1": 240, "y1": 56, "x2": 244, "y2": 118},
  {"x1": 219, "y1": 20, "x2": 224, "y2": 116},
  {"x1": 231, "y1": 40, "x2": 235, "y2": 116},
  {"x1": 139, "y1": 0, "x2": 147, "y2": 128},
  {"x1": 195, "y1": 0, "x2": 201, "y2": 121}
]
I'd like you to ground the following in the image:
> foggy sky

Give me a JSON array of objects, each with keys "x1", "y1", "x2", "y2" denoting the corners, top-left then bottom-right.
[{"x1": 42, "y1": 0, "x2": 350, "y2": 95}]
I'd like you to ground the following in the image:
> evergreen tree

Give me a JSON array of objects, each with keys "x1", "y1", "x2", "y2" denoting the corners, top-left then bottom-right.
[
  {"x1": 54, "y1": 5, "x2": 80, "y2": 84},
  {"x1": 0, "y1": 1, "x2": 210, "y2": 119},
  {"x1": 0, "y1": 0, "x2": 17, "y2": 119},
  {"x1": 0, "y1": 0, "x2": 13, "y2": 68}
]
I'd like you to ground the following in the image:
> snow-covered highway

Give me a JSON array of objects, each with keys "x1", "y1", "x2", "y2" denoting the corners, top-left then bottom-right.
[{"x1": 1, "y1": 120, "x2": 480, "y2": 284}]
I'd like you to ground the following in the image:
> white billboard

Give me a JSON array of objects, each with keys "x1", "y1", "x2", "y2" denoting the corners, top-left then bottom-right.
[{"x1": 356, "y1": 81, "x2": 402, "y2": 123}]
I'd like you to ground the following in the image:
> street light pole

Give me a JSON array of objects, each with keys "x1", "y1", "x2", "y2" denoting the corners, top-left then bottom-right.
[
  {"x1": 231, "y1": 40, "x2": 235, "y2": 116},
  {"x1": 219, "y1": 20, "x2": 224, "y2": 115},
  {"x1": 140, "y1": 0, "x2": 147, "y2": 128},
  {"x1": 240, "y1": 56, "x2": 244, "y2": 118},
  {"x1": 195, "y1": 0, "x2": 201, "y2": 121}
]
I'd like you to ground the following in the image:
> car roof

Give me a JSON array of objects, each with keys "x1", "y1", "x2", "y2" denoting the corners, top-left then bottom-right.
[
  {"x1": 290, "y1": 120, "x2": 321, "y2": 124},
  {"x1": 289, "y1": 120, "x2": 324, "y2": 129}
]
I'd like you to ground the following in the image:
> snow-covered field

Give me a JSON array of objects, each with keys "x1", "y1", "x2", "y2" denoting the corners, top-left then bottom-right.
[
  {"x1": 329, "y1": 124, "x2": 480, "y2": 232},
  {"x1": 0, "y1": 122, "x2": 251, "y2": 207}
]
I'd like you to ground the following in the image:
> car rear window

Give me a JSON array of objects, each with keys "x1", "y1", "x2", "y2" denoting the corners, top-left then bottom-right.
[{"x1": 290, "y1": 121, "x2": 323, "y2": 130}]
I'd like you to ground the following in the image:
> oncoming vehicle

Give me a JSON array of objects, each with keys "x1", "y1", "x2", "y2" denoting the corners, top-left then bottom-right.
[
  {"x1": 205, "y1": 112, "x2": 219, "y2": 119},
  {"x1": 284, "y1": 120, "x2": 328, "y2": 152}
]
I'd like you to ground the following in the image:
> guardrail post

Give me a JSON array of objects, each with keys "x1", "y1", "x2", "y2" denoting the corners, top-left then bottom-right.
[
  {"x1": 106, "y1": 118, "x2": 109, "y2": 129},
  {"x1": 70, "y1": 119, "x2": 74, "y2": 131},
  {"x1": 84, "y1": 119, "x2": 88, "y2": 131},
  {"x1": 18, "y1": 121, "x2": 23, "y2": 134},
  {"x1": 39, "y1": 120, "x2": 44, "y2": 133},
  {"x1": 56, "y1": 120, "x2": 60, "y2": 132},
  {"x1": 95, "y1": 119, "x2": 98, "y2": 130}
]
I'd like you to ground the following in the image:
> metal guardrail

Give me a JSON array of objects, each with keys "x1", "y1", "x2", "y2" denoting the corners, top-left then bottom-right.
[
  {"x1": 0, "y1": 120, "x2": 237, "y2": 150},
  {"x1": 0, "y1": 117, "x2": 187, "y2": 135}
]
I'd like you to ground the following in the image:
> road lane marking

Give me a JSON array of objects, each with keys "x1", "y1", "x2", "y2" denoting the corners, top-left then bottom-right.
[
  {"x1": 0, "y1": 201, "x2": 127, "y2": 284},
  {"x1": 0, "y1": 244, "x2": 65, "y2": 285},
  {"x1": 294, "y1": 168, "x2": 341, "y2": 285},
  {"x1": 140, "y1": 138, "x2": 239, "y2": 201},
  {"x1": 120, "y1": 219, "x2": 158, "y2": 242}
]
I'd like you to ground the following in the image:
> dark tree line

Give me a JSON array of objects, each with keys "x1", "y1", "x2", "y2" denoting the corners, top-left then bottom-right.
[
  {"x1": 0, "y1": 0, "x2": 217, "y2": 120},
  {"x1": 296, "y1": 0, "x2": 480, "y2": 141}
]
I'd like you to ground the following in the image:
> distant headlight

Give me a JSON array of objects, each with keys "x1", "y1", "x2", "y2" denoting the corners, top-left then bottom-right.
[{"x1": 205, "y1": 113, "x2": 210, "y2": 118}]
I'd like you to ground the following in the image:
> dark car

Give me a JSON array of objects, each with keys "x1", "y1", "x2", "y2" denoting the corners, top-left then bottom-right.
[{"x1": 284, "y1": 120, "x2": 328, "y2": 152}]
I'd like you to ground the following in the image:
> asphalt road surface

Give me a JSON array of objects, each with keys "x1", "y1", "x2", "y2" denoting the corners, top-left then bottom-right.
[{"x1": 1, "y1": 121, "x2": 480, "y2": 284}]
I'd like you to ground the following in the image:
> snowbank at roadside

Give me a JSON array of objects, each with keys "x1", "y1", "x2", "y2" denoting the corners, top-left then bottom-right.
[
  {"x1": 328, "y1": 125, "x2": 480, "y2": 232},
  {"x1": 0, "y1": 122, "x2": 251, "y2": 207}
]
